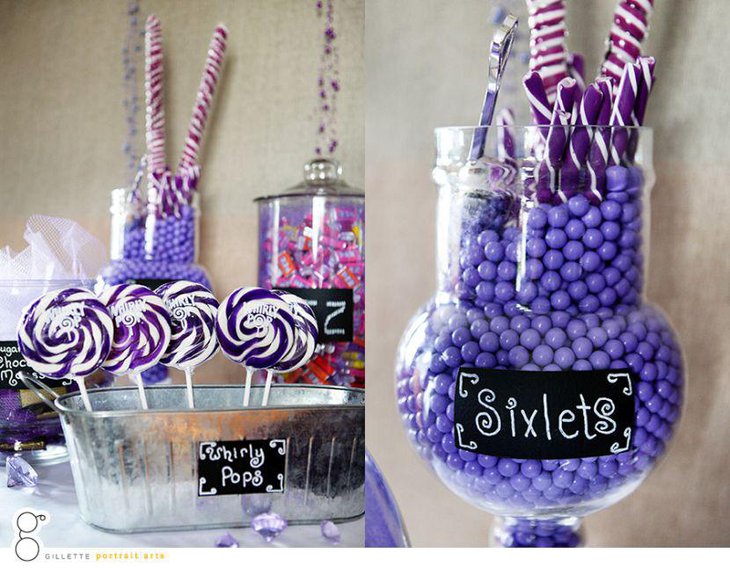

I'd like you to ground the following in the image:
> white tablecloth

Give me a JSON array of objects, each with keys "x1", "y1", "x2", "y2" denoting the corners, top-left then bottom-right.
[{"x1": 0, "y1": 461, "x2": 363, "y2": 548}]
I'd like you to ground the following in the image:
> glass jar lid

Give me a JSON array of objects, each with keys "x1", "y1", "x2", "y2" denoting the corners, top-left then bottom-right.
[{"x1": 254, "y1": 158, "x2": 364, "y2": 201}]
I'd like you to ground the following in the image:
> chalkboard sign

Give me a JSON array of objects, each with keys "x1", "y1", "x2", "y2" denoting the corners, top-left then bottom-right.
[
  {"x1": 128, "y1": 278, "x2": 175, "y2": 291},
  {"x1": 0, "y1": 341, "x2": 72, "y2": 390},
  {"x1": 197, "y1": 439, "x2": 287, "y2": 496},
  {"x1": 280, "y1": 288, "x2": 354, "y2": 342},
  {"x1": 453, "y1": 368, "x2": 636, "y2": 459}
]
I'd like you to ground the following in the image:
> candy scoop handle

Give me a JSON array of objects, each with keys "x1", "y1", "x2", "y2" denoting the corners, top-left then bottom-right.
[{"x1": 18, "y1": 372, "x2": 64, "y2": 412}]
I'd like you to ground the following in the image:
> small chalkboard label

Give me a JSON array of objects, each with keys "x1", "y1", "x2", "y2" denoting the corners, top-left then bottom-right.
[
  {"x1": 0, "y1": 341, "x2": 72, "y2": 390},
  {"x1": 280, "y1": 288, "x2": 354, "y2": 343},
  {"x1": 197, "y1": 439, "x2": 287, "y2": 496},
  {"x1": 453, "y1": 368, "x2": 636, "y2": 459},
  {"x1": 128, "y1": 278, "x2": 175, "y2": 291}
]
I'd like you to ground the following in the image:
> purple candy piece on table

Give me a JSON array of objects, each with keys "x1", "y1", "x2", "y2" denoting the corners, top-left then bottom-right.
[
  {"x1": 586, "y1": 78, "x2": 614, "y2": 202},
  {"x1": 6, "y1": 455, "x2": 38, "y2": 488},
  {"x1": 320, "y1": 520, "x2": 341, "y2": 545},
  {"x1": 608, "y1": 63, "x2": 640, "y2": 166},
  {"x1": 214, "y1": 532, "x2": 239, "y2": 548},
  {"x1": 251, "y1": 512, "x2": 288, "y2": 543}
]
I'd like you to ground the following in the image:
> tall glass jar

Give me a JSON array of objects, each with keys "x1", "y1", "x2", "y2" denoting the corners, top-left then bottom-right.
[
  {"x1": 0, "y1": 279, "x2": 107, "y2": 465},
  {"x1": 396, "y1": 126, "x2": 684, "y2": 546},
  {"x1": 98, "y1": 187, "x2": 212, "y2": 384},
  {"x1": 256, "y1": 159, "x2": 365, "y2": 388}
]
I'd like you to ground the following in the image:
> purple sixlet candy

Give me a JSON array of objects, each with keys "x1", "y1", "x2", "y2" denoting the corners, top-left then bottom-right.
[
  {"x1": 17, "y1": 288, "x2": 113, "y2": 381},
  {"x1": 156, "y1": 281, "x2": 219, "y2": 369},
  {"x1": 99, "y1": 284, "x2": 171, "y2": 375}
]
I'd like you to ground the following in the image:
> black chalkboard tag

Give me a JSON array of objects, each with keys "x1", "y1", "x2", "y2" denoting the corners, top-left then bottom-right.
[
  {"x1": 453, "y1": 368, "x2": 636, "y2": 459},
  {"x1": 197, "y1": 439, "x2": 287, "y2": 496},
  {"x1": 0, "y1": 341, "x2": 72, "y2": 390},
  {"x1": 128, "y1": 278, "x2": 175, "y2": 291},
  {"x1": 280, "y1": 288, "x2": 354, "y2": 343}
]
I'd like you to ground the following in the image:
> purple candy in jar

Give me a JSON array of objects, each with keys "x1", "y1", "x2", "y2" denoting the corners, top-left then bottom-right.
[
  {"x1": 98, "y1": 187, "x2": 213, "y2": 385},
  {"x1": 395, "y1": 127, "x2": 684, "y2": 547}
]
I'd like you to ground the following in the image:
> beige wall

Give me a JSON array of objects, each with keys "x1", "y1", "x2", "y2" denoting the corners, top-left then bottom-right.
[
  {"x1": 366, "y1": 0, "x2": 730, "y2": 547},
  {"x1": 0, "y1": 0, "x2": 364, "y2": 384}
]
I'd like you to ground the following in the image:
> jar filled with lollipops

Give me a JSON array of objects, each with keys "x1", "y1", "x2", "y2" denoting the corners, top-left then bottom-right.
[
  {"x1": 255, "y1": 159, "x2": 364, "y2": 389},
  {"x1": 396, "y1": 2, "x2": 684, "y2": 547},
  {"x1": 98, "y1": 15, "x2": 228, "y2": 386}
]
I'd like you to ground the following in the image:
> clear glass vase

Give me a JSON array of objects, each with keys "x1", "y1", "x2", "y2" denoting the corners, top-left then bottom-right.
[
  {"x1": 256, "y1": 158, "x2": 365, "y2": 388},
  {"x1": 98, "y1": 187, "x2": 212, "y2": 384},
  {"x1": 395, "y1": 126, "x2": 684, "y2": 547}
]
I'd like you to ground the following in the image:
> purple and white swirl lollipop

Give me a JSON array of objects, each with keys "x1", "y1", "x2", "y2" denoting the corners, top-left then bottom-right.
[
  {"x1": 156, "y1": 281, "x2": 219, "y2": 408},
  {"x1": 216, "y1": 287, "x2": 299, "y2": 406},
  {"x1": 99, "y1": 284, "x2": 171, "y2": 409},
  {"x1": 267, "y1": 291, "x2": 319, "y2": 405},
  {"x1": 17, "y1": 287, "x2": 113, "y2": 411}
]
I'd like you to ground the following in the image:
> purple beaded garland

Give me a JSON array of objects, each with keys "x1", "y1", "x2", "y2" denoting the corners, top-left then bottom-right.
[{"x1": 396, "y1": 164, "x2": 684, "y2": 515}]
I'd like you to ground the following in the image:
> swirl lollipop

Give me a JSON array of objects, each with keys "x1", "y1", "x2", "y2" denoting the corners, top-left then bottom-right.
[
  {"x1": 216, "y1": 287, "x2": 299, "y2": 406},
  {"x1": 17, "y1": 288, "x2": 113, "y2": 411},
  {"x1": 269, "y1": 291, "x2": 319, "y2": 403},
  {"x1": 99, "y1": 284, "x2": 172, "y2": 409},
  {"x1": 156, "y1": 281, "x2": 219, "y2": 408}
]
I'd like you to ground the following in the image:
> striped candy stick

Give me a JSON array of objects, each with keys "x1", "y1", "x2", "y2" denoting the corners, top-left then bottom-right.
[
  {"x1": 600, "y1": 0, "x2": 654, "y2": 84},
  {"x1": 179, "y1": 25, "x2": 229, "y2": 171},
  {"x1": 526, "y1": 0, "x2": 570, "y2": 102},
  {"x1": 608, "y1": 62, "x2": 640, "y2": 166},
  {"x1": 626, "y1": 56, "x2": 656, "y2": 160},
  {"x1": 144, "y1": 15, "x2": 165, "y2": 175},
  {"x1": 547, "y1": 78, "x2": 577, "y2": 203},
  {"x1": 567, "y1": 52, "x2": 585, "y2": 95},
  {"x1": 523, "y1": 70, "x2": 551, "y2": 157},
  {"x1": 560, "y1": 83, "x2": 603, "y2": 197},
  {"x1": 586, "y1": 78, "x2": 614, "y2": 202}
]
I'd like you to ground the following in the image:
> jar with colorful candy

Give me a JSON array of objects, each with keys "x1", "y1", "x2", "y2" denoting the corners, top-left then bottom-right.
[
  {"x1": 256, "y1": 158, "x2": 365, "y2": 388},
  {"x1": 395, "y1": 125, "x2": 684, "y2": 547}
]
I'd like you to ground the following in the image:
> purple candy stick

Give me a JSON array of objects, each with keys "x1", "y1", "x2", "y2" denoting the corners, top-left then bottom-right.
[
  {"x1": 560, "y1": 84, "x2": 603, "y2": 196},
  {"x1": 608, "y1": 63, "x2": 640, "y2": 166},
  {"x1": 496, "y1": 108, "x2": 517, "y2": 164},
  {"x1": 523, "y1": 71, "x2": 552, "y2": 138},
  {"x1": 567, "y1": 52, "x2": 585, "y2": 94},
  {"x1": 586, "y1": 79, "x2": 614, "y2": 202}
]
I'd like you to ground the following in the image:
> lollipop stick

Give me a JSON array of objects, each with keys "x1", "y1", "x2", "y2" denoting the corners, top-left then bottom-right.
[
  {"x1": 262, "y1": 370, "x2": 273, "y2": 407},
  {"x1": 184, "y1": 368, "x2": 195, "y2": 409},
  {"x1": 130, "y1": 371, "x2": 149, "y2": 410},
  {"x1": 76, "y1": 379, "x2": 92, "y2": 412},
  {"x1": 243, "y1": 367, "x2": 253, "y2": 407}
]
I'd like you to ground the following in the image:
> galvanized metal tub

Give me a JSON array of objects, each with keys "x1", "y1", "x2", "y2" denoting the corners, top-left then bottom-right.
[{"x1": 49, "y1": 384, "x2": 364, "y2": 533}]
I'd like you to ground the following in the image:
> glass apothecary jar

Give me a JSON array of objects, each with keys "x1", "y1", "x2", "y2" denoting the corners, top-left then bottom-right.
[
  {"x1": 256, "y1": 159, "x2": 365, "y2": 388},
  {"x1": 98, "y1": 186, "x2": 212, "y2": 384},
  {"x1": 396, "y1": 126, "x2": 684, "y2": 547},
  {"x1": 0, "y1": 279, "x2": 107, "y2": 465}
]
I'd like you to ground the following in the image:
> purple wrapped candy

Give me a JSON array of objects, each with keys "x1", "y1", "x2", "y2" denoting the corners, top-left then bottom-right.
[{"x1": 99, "y1": 284, "x2": 172, "y2": 409}]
